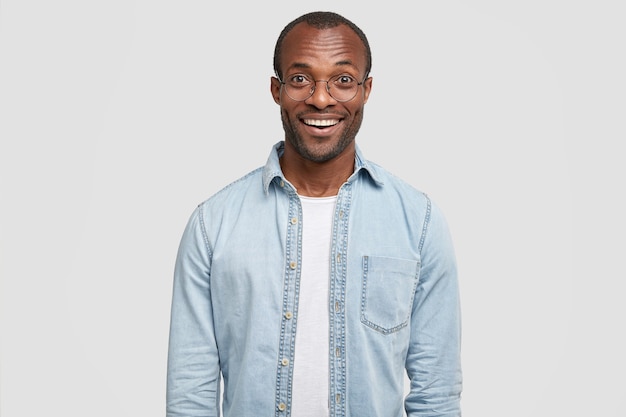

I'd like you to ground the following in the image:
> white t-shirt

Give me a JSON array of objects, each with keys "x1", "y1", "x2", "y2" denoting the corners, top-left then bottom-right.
[{"x1": 290, "y1": 195, "x2": 336, "y2": 417}]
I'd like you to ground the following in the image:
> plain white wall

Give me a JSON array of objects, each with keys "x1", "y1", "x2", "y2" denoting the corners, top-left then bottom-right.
[{"x1": 1, "y1": 1, "x2": 624, "y2": 416}]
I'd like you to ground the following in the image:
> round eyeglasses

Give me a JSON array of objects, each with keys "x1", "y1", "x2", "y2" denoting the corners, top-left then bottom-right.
[{"x1": 279, "y1": 74, "x2": 367, "y2": 102}]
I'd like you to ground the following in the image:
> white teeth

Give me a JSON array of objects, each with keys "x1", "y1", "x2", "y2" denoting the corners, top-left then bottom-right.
[{"x1": 303, "y1": 119, "x2": 339, "y2": 127}]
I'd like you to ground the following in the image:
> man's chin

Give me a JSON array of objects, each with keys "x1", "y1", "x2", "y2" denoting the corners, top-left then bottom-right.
[{"x1": 292, "y1": 140, "x2": 345, "y2": 163}]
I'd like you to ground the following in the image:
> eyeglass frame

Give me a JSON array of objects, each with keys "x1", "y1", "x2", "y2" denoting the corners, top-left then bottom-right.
[{"x1": 277, "y1": 73, "x2": 370, "y2": 103}]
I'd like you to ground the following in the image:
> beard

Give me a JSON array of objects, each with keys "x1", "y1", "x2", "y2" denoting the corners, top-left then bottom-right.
[{"x1": 280, "y1": 107, "x2": 365, "y2": 163}]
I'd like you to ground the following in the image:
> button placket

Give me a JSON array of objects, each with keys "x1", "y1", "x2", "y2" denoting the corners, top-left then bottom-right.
[
  {"x1": 329, "y1": 188, "x2": 350, "y2": 417},
  {"x1": 275, "y1": 190, "x2": 302, "y2": 415}
]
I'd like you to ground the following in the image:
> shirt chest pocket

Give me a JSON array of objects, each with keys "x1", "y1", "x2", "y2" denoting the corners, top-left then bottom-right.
[{"x1": 360, "y1": 255, "x2": 420, "y2": 334}]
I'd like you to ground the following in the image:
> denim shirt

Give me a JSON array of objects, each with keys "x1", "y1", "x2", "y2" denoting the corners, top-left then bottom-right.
[{"x1": 167, "y1": 142, "x2": 462, "y2": 417}]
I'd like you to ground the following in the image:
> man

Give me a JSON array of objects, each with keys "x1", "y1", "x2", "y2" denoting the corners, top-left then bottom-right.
[{"x1": 167, "y1": 11, "x2": 462, "y2": 417}]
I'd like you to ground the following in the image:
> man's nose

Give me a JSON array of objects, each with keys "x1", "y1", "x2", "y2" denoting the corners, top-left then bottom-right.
[{"x1": 304, "y1": 80, "x2": 337, "y2": 109}]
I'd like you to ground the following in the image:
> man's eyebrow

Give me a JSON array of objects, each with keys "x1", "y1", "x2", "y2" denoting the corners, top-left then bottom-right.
[
  {"x1": 289, "y1": 60, "x2": 357, "y2": 70},
  {"x1": 291, "y1": 62, "x2": 311, "y2": 70},
  {"x1": 335, "y1": 60, "x2": 355, "y2": 67}
]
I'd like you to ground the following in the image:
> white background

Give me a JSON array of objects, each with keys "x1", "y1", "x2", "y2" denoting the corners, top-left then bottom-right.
[{"x1": 1, "y1": 1, "x2": 624, "y2": 416}]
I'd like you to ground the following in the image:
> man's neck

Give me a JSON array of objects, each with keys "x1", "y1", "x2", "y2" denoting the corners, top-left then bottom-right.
[{"x1": 280, "y1": 144, "x2": 355, "y2": 198}]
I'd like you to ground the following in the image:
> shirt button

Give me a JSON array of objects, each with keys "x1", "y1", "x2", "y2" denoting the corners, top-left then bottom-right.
[
  {"x1": 280, "y1": 180, "x2": 285, "y2": 188},
  {"x1": 285, "y1": 311, "x2": 293, "y2": 319},
  {"x1": 336, "y1": 253, "x2": 341, "y2": 263},
  {"x1": 278, "y1": 402, "x2": 287, "y2": 411},
  {"x1": 335, "y1": 394, "x2": 341, "y2": 404},
  {"x1": 291, "y1": 217, "x2": 298, "y2": 225},
  {"x1": 281, "y1": 358, "x2": 289, "y2": 366},
  {"x1": 335, "y1": 347, "x2": 341, "y2": 357},
  {"x1": 290, "y1": 261, "x2": 297, "y2": 269},
  {"x1": 335, "y1": 301, "x2": 340, "y2": 313},
  {"x1": 339, "y1": 210, "x2": 344, "y2": 218}
]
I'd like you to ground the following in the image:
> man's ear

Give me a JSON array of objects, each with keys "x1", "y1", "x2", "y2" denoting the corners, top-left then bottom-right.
[
  {"x1": 362, "y1": 77, "x2": 373, "y2": 104},
  {"x1": 270, "y1": 77, "x2": 282, "y2": 105}
]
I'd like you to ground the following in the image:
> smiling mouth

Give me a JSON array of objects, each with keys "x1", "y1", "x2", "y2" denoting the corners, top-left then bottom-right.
[{"x1": 302, "y1": 118, "x2": 340, "y2": 128}]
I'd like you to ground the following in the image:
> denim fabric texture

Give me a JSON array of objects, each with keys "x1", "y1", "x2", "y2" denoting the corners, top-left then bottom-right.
[{"x1": 167, "y1": 141, "x2": 462, "y2": 417}]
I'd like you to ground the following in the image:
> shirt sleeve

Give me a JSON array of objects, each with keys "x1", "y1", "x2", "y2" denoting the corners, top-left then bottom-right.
[
  {"x1": 166, "y1": 205, "x2": 221, "y2": 417},
  {"x1": 405, "y1": 200, "x2": 462, "y2": 417}
]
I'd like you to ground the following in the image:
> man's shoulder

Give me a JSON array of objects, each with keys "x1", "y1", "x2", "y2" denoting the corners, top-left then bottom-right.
[
  {"x1": 363, "y1": 159, "x2": 427, "y2": 198},
  {"x1": 198, "y1": 166, "x2": 265, "y2": 209}
]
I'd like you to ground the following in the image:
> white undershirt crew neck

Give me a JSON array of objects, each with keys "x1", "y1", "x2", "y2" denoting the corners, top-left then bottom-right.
[{"x1": 290, "y1": 195, "x2": 336, "y2": 417}]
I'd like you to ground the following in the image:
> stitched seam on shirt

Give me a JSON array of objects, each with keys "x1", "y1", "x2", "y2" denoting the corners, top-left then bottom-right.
[
  {"x1": 418, "y1": 194, "x2": 431, "y2": 254},
  {"x1": 197, "y1": 203, "x2": 213, "y2": 262}
]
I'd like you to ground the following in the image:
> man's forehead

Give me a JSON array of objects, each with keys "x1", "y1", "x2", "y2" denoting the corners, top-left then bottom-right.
[
  {"x1": 281, "y1": 23, "x2": 366, "y2": 65},
  {"x1": 283, "y1": 22, "x2": 359, "y2": 44}
]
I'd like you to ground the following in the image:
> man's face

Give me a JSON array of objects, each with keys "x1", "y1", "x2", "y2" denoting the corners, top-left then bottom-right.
[{"x1": 271, "y1": 23, "x2": 372, "y2": 163}]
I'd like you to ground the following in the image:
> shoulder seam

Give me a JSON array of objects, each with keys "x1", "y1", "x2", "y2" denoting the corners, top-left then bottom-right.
[
  {"x1": 418, "y1": 193, "x2": 431, "y2": 253},
  {"x1": 197, "y1": 203, "x2": 213, "y2": 263}
]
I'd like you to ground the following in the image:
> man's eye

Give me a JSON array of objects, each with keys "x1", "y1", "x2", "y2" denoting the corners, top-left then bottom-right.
[
  {"x1": 289, "y1": 75, "x2": 309, "y2": 85},
  {"x1": 336, "y1": 75, "x2": 354, "y2": 84}
]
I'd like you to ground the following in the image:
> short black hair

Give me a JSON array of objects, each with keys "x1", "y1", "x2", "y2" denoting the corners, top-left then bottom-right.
[{"x1": 273, "y1": 11, "x2": 372, "y2": 80}]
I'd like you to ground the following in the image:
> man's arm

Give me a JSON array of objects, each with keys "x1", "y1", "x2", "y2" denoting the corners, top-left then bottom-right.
[
  {"x1": 405, "y1": 201, "x2": 462, "y2": 417},
  {"x1": 167, "y1": 206, "x2": 221, "y2": 417}
]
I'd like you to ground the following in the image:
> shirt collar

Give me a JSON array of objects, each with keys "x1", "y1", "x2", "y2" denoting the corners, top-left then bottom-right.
[{"x1": 262, "y1": 141, "x2": 383, "y2": 194}]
